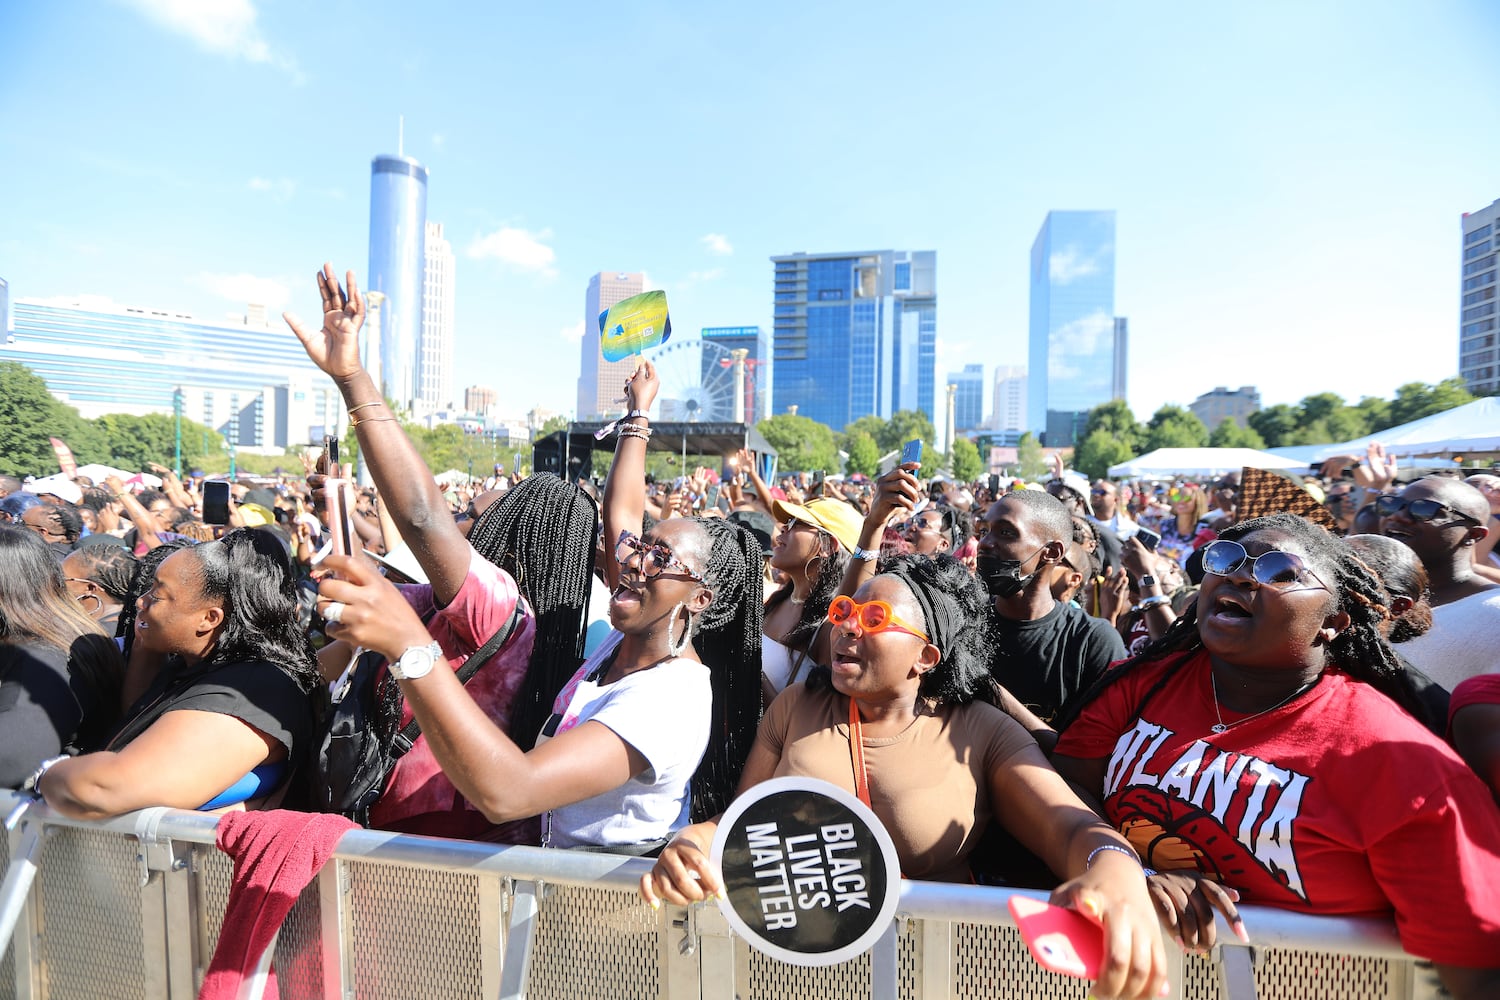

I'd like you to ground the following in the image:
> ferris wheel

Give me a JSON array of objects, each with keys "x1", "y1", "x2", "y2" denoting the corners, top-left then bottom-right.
[{"x1": 646, "y1": 338, "x2": 738, "y2": 423}]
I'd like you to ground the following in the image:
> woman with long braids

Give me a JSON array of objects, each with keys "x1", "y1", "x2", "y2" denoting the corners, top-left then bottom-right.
[
  {"x1": 288, "y1": 263, "x2": 599, "y2": 840},
  {"x1": 0, "y1": 528, "x2": 124, "y2": 786},
  {"x1": 643, "y1": 554, "x2": 1171, "y2": 1000},
  {"x1": 37, "y1": 529, "x2": 318, "y2": 817},
  {"x1": 760, "y1": 496, "x2": 857, "y2": 701},
  {"x1": 1051, "y1": 513, "x2": 1500, "y2": 998},
  {"x1": 314, "y1": 358, "x2": 762, "y2": 851}
]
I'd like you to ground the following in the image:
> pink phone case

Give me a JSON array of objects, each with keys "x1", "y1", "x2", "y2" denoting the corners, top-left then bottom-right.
[{"x1": 1008, "y1": 896, "x2": 1104, "y2": 980}]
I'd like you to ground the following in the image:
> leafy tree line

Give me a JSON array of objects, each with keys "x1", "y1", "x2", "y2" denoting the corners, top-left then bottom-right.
[
  {"x1": 754, "y1": 408, "x2": 983, "y2": 482},
  {"x1": 1071, "y1": 378, "x2": 1475, "y2": 481},
  {"x1": 0, "y1": 360, "x2": 540, "y2": 481}
]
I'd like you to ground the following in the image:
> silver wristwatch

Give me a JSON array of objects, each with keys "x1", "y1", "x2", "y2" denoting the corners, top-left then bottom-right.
[{"x1": 390, "y1": 641, "x2": 443, "y2": 681}]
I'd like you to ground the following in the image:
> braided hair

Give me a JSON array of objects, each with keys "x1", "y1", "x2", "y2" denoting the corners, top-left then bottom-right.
[
  {"x1": 1344, "y1": 534, "x2": 1434, "y2": 644},
  {"x1": 467, "y1": 473, "x2": 600, "y2": 750},
  {"x1": 688, "y1": 517, "x2": 766, "y2": 821},
  {"x1": 69, "y1": 544, "x2": 139, "y2": 604},
  {"x1": 1053, "y1": 512, "x2": 1424, "y2": 733}
]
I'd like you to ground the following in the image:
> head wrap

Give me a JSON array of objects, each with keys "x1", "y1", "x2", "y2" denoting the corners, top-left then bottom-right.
[{"x1": 881, "y1": 563, "x2": 959, "y2": 659}]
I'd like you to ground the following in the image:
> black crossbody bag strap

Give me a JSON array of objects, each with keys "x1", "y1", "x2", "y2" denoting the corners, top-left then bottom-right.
[{"x1": 388, "y1": 598, "x2": 525, "y2": 759}]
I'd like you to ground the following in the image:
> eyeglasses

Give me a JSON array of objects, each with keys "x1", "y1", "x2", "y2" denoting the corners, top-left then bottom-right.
[
  {"x1": 614, "y1": 529, "x2": 707, "y2": 583},
  {"x1": 1090, "y1": 488, "x2": 1110, "y2": 496},
  {"x1": 1374, "y1": 494, "x2": 1481, "y2": 527},
  {"x1": 1201, "y1": 540, "x2": 1328, "y2": 592},
  {"x1": 827, "y1": 595, "x2": 929, "y2": 642},
  {"x1": 900, "y1": 516, "x2": 940, "y2": 535}
]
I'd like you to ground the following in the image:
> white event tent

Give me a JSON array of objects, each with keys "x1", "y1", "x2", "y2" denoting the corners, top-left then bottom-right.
[
  {"x1": 1267, "y1": 397, "x2": 1500, "y2": 465},
  {"x1": 1108, "y1": 447, "x2": 1306, "y2": 479}
]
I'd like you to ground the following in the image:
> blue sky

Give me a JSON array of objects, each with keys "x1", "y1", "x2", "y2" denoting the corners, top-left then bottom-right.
[{"x1": 2, "y1": 1, "x2": 1497, "y2": 427}]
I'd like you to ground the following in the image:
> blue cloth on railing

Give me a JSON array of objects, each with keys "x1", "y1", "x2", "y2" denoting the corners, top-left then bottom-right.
[{"x1": 198, "y1": 763, "x2": 285, "y2": 811}]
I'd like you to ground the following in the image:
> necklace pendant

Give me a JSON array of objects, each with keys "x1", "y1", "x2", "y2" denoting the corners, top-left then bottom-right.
[{"x1": 1210, "y1": 723, "x2": 1229, "y2": 734}]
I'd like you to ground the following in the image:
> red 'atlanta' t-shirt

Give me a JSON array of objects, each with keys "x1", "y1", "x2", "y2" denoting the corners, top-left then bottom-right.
[{"x1": 1056, "y1": 650, "x2": 1500, "y2": 966}]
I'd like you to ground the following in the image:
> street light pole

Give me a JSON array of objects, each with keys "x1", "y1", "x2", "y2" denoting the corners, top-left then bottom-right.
[{"x1": 173, "y1": 387, "x2": 184, "y2": 476}]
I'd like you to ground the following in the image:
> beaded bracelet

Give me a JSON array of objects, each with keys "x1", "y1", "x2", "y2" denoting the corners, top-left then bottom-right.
[{"x1": 1085, "y1": 843, "x2": 1142, "y2": 870}]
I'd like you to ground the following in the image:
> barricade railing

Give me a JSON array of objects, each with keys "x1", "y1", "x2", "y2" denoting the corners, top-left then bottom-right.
[{"x1": 0, "y1": 790, "x2": 1440, "y2": 1000}]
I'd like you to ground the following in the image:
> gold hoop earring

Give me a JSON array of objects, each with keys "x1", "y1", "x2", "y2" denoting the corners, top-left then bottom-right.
[{"x1": 76, "y1": 593, "x2": 103, "y2": 615}]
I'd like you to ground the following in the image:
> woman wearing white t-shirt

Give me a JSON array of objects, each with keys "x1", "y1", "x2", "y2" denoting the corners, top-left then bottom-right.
[{"x1": 318, "y1": 361, "x2": 764, "y2": 852}]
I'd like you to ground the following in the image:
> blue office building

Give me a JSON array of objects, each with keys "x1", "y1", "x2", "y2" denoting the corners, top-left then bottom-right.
[
  {"x1": 771, "y1": 250, "x2": 936, "y2": 432},
  {"x1": 1028, "y1": 211, "x2": 1120, "y2": 446},
  {"x1": 1, "y1": 297, "x2": 344, "y2": 452},
  {"x1": 368, "y1": 155, "x2": 429, "y2": 411},
  {"x1": 701, "y1": 325, "x2": 771, "y2": 424},
  {"x1": 948, "y1": 363, "x2": 984, "y2": 434}
]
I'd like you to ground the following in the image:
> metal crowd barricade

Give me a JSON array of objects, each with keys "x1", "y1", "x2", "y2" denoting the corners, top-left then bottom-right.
[{"x1": 0, "y1": 790, "x2": 1441, "y2": 1000}]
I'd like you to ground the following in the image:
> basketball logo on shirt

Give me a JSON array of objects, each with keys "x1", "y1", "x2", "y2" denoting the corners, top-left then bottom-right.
[{"x1": 1103, "y1": 718, "x2": 1311, "y2": 905}]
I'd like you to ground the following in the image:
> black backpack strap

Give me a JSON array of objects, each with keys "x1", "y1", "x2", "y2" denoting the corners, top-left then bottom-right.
[{"x1": 388, "y1": 597, "x2": 526, "y2": 759}]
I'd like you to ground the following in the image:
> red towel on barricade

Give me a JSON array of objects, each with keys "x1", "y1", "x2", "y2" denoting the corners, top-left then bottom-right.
[{"x1": 199, "y1": 810, "x2": 356, "y2": 1000}]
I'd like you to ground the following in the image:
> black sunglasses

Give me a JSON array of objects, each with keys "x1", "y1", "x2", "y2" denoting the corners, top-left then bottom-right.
[
  {"x1": 1374, "y1": 494, "x2": 1480, "y2": 527},
  {"x1": 1202, "y1": 540, "x2": 1328, "y2": 592}
]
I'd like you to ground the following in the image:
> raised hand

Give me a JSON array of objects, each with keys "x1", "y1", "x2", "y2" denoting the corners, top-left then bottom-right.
[
  {"x1": 284, "y1": 263, "x2": 366, "y2": 382},
  {"x1": 624, "y1": 360, "x2": 660, "y2": 413},
  {"x1": 1353, "y1": 442, "x2": 1398, "y2": 492}
]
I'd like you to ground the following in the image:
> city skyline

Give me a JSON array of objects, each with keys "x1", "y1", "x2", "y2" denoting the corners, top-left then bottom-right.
[{"x1": 2, "y1": 4, "x2": 1497, "y2": 430}]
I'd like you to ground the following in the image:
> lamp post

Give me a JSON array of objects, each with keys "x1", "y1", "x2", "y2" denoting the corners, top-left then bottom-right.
[{"x1": 172, "y1": 388, "x2": 184, "y2": 476}]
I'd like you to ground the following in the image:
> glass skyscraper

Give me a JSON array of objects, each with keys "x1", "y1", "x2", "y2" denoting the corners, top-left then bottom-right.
[
  {"x1": 576, "y1": 272, "x2": 645, "y2": 419},
  {"x1": 1028, "y1": 211, "x2": 1119, "y2": 446},
  {"x1": 948, "y1": 363, "x2": 984, "y2": 433},
  {"x1": 771, "y1": 250, "x2": 936, "y2": 431},
  {"x1": 1, "y1": 297, "x2": 343, "y2": 451},
  {"x1": 368, "y1": 154, "x2": 428, "y2": 411}
]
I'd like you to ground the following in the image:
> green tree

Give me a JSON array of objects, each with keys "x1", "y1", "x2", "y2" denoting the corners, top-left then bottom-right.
[
  {"x1": 1073, "y1": 428, "x2": 1134, "y2": 481},
  {"x1": 1015, "y1": 432, "x2": 1049, "y2": 481},
  {"x1": 1143, "y1": 405, "x2": 1209, "y2": 451},
  {"x1": 1247, "y1": 404, "x2": 1300, "y2": 448},
  {"x1": 539, "y1": 414, "x2": 571, "y2": 436},
  {"x1": 843, "y1": 429, "x2": 881, "y2": 477},
  {"x1": 95, "y1": 412, "x2": 221, "y2": 471},
  {"x1": 950, "y1": 437, "x2": 983, "y2": 482},
  {"x1": 1354, "y1": 395, "x2": 1393, "y2": 434},
  {"x1": 0, "y1": 362, "x2": 108, "y2": 476},
  {"x1": 1296, "y1": 392, "x2": 1345, "y2": 426},
  {"x1": 1081, "y1": 399, "x2": 1143, "y2": 453},
  {"x1": 1208, "y1": 418, "x2": 1267, "y2": 449},
  {"x1": 1389, "y1": 378, "x2": 1474, "y2": 427},
  {"x1": 919, "y1": 449, "x2": 947, "y2": 480},
  {"x1": 879, "y1": 409, "x2": 936, "y2": 455},
  {"x1": 843, "y1": 415, "x2": 887, "y2": 446},
  {"x1": 756, "y1": 413, "x2": 840, "y2": 473}
]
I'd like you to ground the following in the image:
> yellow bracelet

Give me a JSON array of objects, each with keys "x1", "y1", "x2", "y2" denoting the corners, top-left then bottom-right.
[
  {"x1": 347, "y1": 401, "x2": 383, "y2": 414},
  {"x1": 350, "y1": 414, "x2": 397, "y2": 428}
]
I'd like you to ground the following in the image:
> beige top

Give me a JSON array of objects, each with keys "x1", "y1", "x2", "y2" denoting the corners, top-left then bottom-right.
[{"x1": 757, "y1": 683, "x2": 1037, "y2": 882}]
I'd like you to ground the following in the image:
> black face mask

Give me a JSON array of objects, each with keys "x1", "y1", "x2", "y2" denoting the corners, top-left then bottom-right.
[{"x1": 976, "y1": 548, "x2": 1046, "y2": 598}]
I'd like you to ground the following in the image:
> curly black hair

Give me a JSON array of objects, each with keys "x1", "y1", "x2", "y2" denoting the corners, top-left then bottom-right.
[
  {"x1": 766, "y1": 526, "x2": 850, "y2": 655},
  {"x1": 1053, "y1": 513, "x2": 1424, "y2": 733}
]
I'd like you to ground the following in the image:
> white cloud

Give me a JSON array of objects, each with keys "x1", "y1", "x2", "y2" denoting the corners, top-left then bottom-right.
[
  {"x1": 248, "y1": 176, "x2": 296, "y2": 202},
  {"x1": 121, "y1": 0, "x2": 301, "y2": 79},
  {"x1": 196, "y1": 271, "x2": 292, "y2": 310},
  {"x1": 1046, "y1": 309, "x2": 1113, "y2": 381},
  {"x1": 685, "y1": 268, "x2": 726, "y2": 284},
  {"x1": 700, "y1": 233, "x2": 733, "y2": 256},
  {"x1": 467, "y1": 226, "x2": 557, "y2": 277},
  {"x1": 1049, "y1": 246, "x2": 1100, "y2": 285},
  {"x1": 560, "y1": 319, "x2": 585, "y2": 343}
]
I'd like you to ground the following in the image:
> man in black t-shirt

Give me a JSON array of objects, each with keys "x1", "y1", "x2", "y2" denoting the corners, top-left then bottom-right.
[
  {"x1": 971, "y1": 487, "x2": 1128, "y2": 888},
  {"x1": 976, "y1": 488, "x2": 1126, "y2": 723}
]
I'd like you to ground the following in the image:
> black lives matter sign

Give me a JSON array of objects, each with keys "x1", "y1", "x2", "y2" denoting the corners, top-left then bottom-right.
[{"x1": 711, "y1": 777, "x2": 900, "y2": 966}]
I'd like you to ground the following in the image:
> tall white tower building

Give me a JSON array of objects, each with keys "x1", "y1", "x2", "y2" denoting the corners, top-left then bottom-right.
[{"x1": 418, "y1": 221, "x2": 456, "y2": 412}]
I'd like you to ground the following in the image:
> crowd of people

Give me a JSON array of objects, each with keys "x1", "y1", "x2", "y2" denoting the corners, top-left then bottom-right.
[{"x1": 2, "y1": 264, "x2": 1498, "y2": 998}]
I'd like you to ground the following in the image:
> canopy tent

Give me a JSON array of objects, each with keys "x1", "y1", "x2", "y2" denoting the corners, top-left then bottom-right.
[
  {"x1": 1267, "y1": 397, "x2": 1500, "y2": 465},
  {"x1": 1108, "y1": 447, "x2": 1306, "y2": 479}
]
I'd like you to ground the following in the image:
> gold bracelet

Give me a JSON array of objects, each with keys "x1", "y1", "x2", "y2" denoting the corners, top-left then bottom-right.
[
  {"x1": 347, "y1": 401, "x2": 383, "y2": 414},
  {"x1": 350, "y1": 414, "x2": 398, "y2": 428}
]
